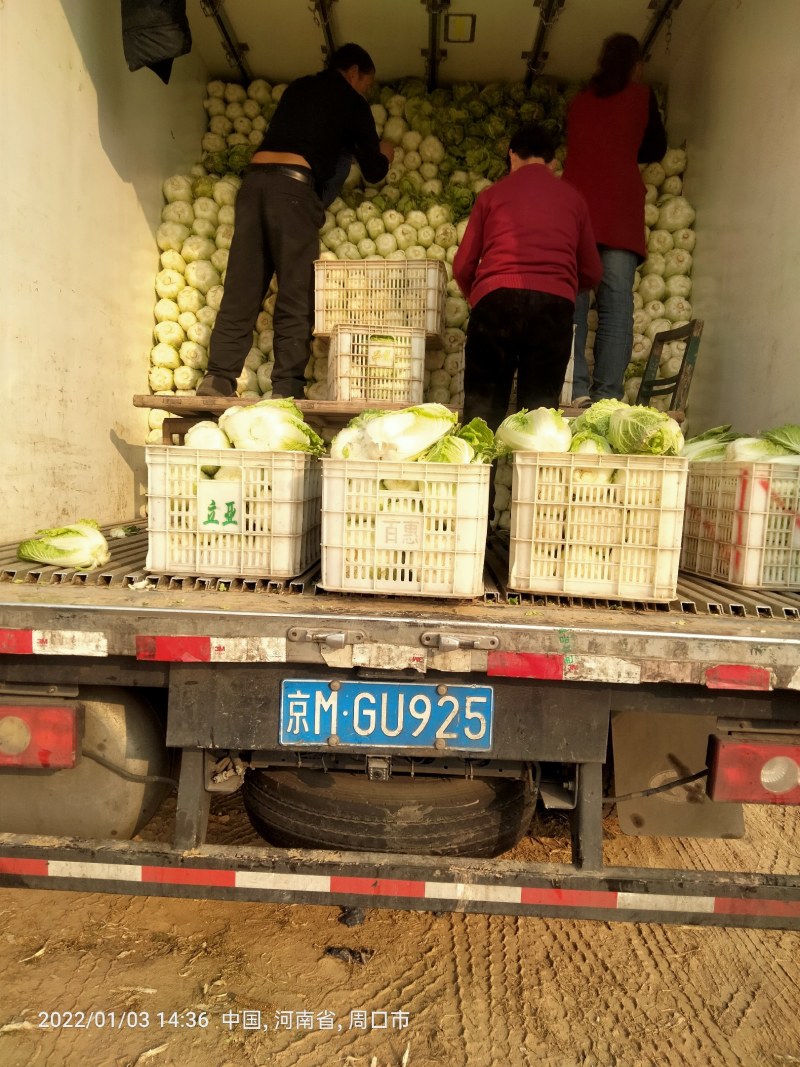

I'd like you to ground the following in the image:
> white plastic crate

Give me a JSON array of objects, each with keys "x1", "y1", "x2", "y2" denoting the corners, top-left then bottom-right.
[
  {"x1": 321, "y1": 458, "x2": 490, "y2": 597},
  {"x1": 681, "y1": 460, "x2": 800, "y2": 589},
  {"x1": 327, "y1": 325, "x2": 425, "y2": 404},
  {"x1": 508, "y1": 453, "x2": 688, "y2": 601},
  {"x1": 314, "y1": 259, "x2": 447, "y2": 338},
  {"x1": 146, "y1": 446, "x2": 321, "y2": 578}
]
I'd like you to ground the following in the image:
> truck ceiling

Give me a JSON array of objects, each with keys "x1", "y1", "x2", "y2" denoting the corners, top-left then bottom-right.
[{"x1": 186, "y1": 0, "x2": 717, "y2": 88}]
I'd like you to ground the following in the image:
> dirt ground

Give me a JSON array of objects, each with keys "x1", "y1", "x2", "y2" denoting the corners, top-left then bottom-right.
[{"x1": 1, "y1": 800, "x2": 799, "y2": 1067}]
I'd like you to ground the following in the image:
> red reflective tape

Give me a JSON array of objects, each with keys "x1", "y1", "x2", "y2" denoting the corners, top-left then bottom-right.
[
  {"x1": 0, "y1": 857, "x2": 49, "y2": 876},
  {"x1": 329, "y1": 876, "x2": 426, "y2": 898},
  {"x1": 136, "y1": 636, "x2": 212, "y2": 662},
  {"x1": 487, "y1": 652, "x2": 564, "y2": 680},
  {"x1": 520, "y1": 886, "x2": 618, "y2": 909},
  {"x1": 705, "y1": 665, "x2": 773, "y2": 691},
  {"x1": 714, "y1": 896, "x2": 800, "y2": 919},
  {"x1": 0, "y1": 629, "x2": 34, "y2": 655},
  {"x1": 141, "y1": 865, "x2": 236, "y2": 887}
]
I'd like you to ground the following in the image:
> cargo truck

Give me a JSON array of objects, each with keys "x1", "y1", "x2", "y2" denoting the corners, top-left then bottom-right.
[{"x1": 1, "y1": 0, "x2": 799, "y2": 930}]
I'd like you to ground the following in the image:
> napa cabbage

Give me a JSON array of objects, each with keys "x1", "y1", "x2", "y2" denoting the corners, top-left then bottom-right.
[
  {"x1": 218, "y1": 399, "x2": 324, "y2": 453},
  {"x1": 495, "y1": 408, "x2": 572, "y2": 455},
  {"x1": 606, "y1": 406, "x2": 685, "y2": 456},
  {"x1": 18, "y1": 519, "x2": 110, "y2": 570}
]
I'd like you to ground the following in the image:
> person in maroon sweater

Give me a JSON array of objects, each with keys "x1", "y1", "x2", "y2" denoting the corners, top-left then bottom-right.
[
  {"x1": 562, "y1": 34, "x2": 667, "y2": 404},
  {"x1": 454, "y1": 123, "x2": 603, "y2": 431}
]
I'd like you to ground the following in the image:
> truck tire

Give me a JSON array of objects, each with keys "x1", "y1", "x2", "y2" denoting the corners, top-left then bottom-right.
[{"x1": 242, "y1": 769, "x2": 536, "y2": 857}]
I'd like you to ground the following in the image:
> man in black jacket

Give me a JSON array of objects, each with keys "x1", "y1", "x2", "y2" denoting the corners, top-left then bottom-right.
[{"x1": 198, "y1": 43, "x2": 393, "y2": 400}]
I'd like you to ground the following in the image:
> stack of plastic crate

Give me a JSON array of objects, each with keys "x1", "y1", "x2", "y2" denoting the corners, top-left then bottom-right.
[
  {"x1": 314, "y1": 259, "x2": 493, "y2": 597},
  {"x1": 313, "y1": 259, "x2": 448, "y2": 405}
]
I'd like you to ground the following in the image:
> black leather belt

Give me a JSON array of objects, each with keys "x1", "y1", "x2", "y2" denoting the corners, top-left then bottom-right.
[{"x1": 247, "y1": 162, "x2": 314, "y2": 185}]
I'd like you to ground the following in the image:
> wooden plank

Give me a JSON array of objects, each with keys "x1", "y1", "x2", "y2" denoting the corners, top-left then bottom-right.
[
  {"x1": 133, "y1": 395, "x2": 454, "y2": 415},
  {"x1": 134, "y1": 395, "x2": 683, "y2": 424},
  {"x1": 137, "y1": 395, "x2": 462, "y2": 442}
]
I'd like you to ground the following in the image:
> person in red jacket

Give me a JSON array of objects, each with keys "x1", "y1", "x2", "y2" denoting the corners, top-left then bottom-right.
[
  {"x1": 562, "y1": 33, "x2": 667, "y2": 404},
  {"x1": 454, "y1": 123, "x2": 603, "y2": 431}
]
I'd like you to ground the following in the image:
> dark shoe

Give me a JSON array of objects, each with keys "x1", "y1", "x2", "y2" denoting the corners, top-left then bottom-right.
[
  {"x1": 197, "y1": 373, "x2": 235, "y2": 398},
  {"x1": 571, "y1": 395, "x2": 593, "y2": 408}
]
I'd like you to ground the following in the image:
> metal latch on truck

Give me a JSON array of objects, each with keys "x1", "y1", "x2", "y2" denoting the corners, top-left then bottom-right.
[
  {"x1": 287, "y1": 628, "x2": 366, "y2": 649},
  {"x1": 420, "y1": 632, "x2": 500, "y2": 651}
]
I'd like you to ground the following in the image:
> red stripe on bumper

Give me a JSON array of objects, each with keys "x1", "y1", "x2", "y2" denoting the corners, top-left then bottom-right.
[
  {"x1": 0, "y1": 857, "x2": 49, "y2": 876},
  {"x1": 714, "y1": 896, "x2": 800, "y2": 918},
  {"x1": 141, "y1": 865, "x2": 236, "y2": 887},
  {"x1": 330, "y1": 876, "x2": 427, "y2": 898},
  {"x1": 487, "y1": 652, "x2": 565, "y2": 680},
  {"x1": 0, "y1": 629, "x2": 34, "y2": 655},
  {"x1": 705, "y1": 665, "x2": 773, "y2": 691},
  {"x1": 136, "y1": 636, "x2": 212, "y2": 662},
  {"x1": 520, "y1": 886, "x2": 618, "y2": 909}
]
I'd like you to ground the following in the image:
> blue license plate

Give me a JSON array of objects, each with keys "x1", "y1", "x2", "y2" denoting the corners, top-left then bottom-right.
[{"x1": 279, "y1": 679, "x2": 493, "y2": 751}]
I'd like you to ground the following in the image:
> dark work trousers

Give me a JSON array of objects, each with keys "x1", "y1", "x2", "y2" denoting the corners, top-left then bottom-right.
[
  {"x1": 462, "y1": 287, "x2": 575, "y2": 431},
  {"x1": 207, "y1": 167, "x2": 324, "y2": 398},
  {"x1": 463, "y1": 287, "x2": 574, "y2": 525}
]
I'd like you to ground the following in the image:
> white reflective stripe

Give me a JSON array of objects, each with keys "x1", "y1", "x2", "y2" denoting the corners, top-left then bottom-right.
[
  {"x1": 352, "y1": 644, "x2": 427, "y2": 672},
  {"x1": 424, "y1": 882, "x2": 522, "y2": 904},
  {"x1": 617, "y1": 891, "x2": 715, "y2": 914},
  {"x1": 566, "y1": 656, "x2": 641, "y2": 684},
  {"x1": 208, "y1": 637, "x2": 286, "y2": 663},
  {"x1": 31, "y1": 630, "x2": 108, "y2": 657},
  {"x1": 48, "y1": 861, "x2": 142, "y2": 882},
  {"x1": 429, "y1": 649, "x2": 474, "y2": 675},
  {"x1": 235, "y1": 871, "x2": 332, "y2": 893},
  {"x1": 789, "y1": 667, "x2": 800, "y2": 691}
]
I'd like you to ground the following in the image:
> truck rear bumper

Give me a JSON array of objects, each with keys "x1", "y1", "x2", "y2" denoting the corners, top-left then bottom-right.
[{"x1": 1, "y1": 832, "x2": 799, "y2": 930}]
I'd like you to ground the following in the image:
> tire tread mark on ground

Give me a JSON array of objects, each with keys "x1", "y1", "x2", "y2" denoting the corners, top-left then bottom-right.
[
  {"x1": 447, "y1": 913, "x2": 494, "y2": 1066},
  {"x1": 264, "y1": 941, "x2": 441, "y2": 1067},
  {"x1": 613, "y1": 922, "x2": 755, "y2": 1067},
  {"x1": 500, "y1": 915, "x2": 532, "y2": 1063},
  {"x1": 471, "y1": 913, "x2": 513, "y2": 1062}
]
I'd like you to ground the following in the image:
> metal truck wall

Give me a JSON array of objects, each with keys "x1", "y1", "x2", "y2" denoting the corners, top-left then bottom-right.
[
  {"x1": 1, "y1": 1, "x2": 208, "y2": 542},
  {"x1": 663, "y1": 0, "x2": 800, "y2": 433}
]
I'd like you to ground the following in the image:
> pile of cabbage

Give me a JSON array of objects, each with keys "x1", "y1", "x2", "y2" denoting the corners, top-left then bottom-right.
[
  {"x1": 199, "y1": 79, "x2": 286, "y2": 176},
  {"x1": 147, "y1": 75, "x2": 696, "y2": 442},
  {"x1": 492, "y1": 401, "x2": 685, "y2": 529},
  {"x1": 621, "y1": 151, "x2": 696, "y2": 406},
  {"x1": 681, "y1": 423, "x2": 800, "y2": 463},
  {"x1": 330, "y1": 404, "x2": 494, "y2": 465},
  {"x1": 199, "y1": 77, "x2": 566, "y2": 211}
]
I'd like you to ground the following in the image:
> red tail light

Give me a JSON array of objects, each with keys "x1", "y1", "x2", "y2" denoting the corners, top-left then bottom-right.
[
  {"x1": 707, "y1": 736, "x2": 800, "y2": 804},
  {"x1": 0, "y1": 704, "x2": 79, "y2": 769}
]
